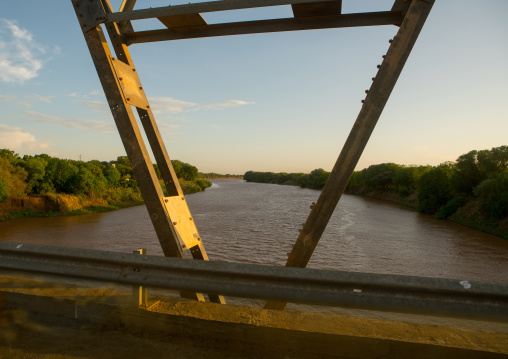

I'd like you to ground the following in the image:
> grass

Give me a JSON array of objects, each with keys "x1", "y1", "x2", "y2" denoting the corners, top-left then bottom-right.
[
  {"x1": 449, "y1": 201, "x2": 508, "y2": 239},
  {"x1": 0, "y1": 200, "x2": 145, "y2": 222}
]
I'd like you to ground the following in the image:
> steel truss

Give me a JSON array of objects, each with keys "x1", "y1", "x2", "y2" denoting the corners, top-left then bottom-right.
[{"x1": 71, "y1": 0, "x2": 435, "y2": 308}]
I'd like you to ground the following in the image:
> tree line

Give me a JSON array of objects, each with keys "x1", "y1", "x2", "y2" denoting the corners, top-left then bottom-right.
[
  {"x1": 198, "y1": 172, "x2": 243, "y2": 179},
  {"x1": 244, "y1": 146, "x2": 508, "y2": 223},
  {"x1": 243, "y1": 168, "x2": 330, "y2": 190},
  {"x1": 0, "y1": 149, "x2": 211, "y2": 204}
]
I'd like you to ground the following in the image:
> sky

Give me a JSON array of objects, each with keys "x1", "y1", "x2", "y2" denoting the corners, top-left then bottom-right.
[{"x1": 0, "y1": 0, "x2": 507, "y2": 174}]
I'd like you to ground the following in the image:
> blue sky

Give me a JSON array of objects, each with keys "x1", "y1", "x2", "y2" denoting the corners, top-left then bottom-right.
[{"x1": 0, "y1": 0, "x2": 507, "y2": 174}]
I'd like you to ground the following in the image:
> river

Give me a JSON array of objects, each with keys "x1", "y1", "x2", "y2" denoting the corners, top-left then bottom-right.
[
  {"x1": 1, "y1": 179, "x2": 507, "y2": 282},
  {"x1": 2, "y1": 179, "x2": 508, "y2": 330}
]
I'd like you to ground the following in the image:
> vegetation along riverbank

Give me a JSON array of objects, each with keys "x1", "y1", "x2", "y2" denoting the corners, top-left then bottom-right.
[
  {"x1": 0, "y1": 149, "x2": 218, "y2": 220},
  {"x1": 244, "y1": 146, "x2": 508, "y2": 239}
]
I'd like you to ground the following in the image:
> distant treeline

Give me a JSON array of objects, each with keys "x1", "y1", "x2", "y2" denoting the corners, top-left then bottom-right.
[
  {"x1": 244, "y1": 146, "x2": 508, "y2": 224},
  {"x1": 244, "y1": 169, "x2": 329, "y2": 190},
  {"x1": 198, "y1": 172, "x2": 243, "y2": 179},
  {"x1": 0, "y1": 149, "x2": 212, "y2": 204}
]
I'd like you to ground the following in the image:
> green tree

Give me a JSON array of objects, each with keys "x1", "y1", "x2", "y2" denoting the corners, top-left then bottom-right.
[
  {"x1": 103, "y1": 165, "x2": 121, "y2": 187},
  {"x1": 0, "y1": 177, "x2": 8, "y2": 202},
  {"x1": 477, "y1": 146, "x2": 508, "y2": 178},
  {"x1": 307, "y1": 168, "x2": 329, "y2": 189},
  {"x1": 69, "y1": 164, "x2": 106, "y2": 197},
  {"x1": 346, "y1": 171, "x2": 364, "y2": 192},
  {"x1": 181, "y1": 162, "x2": 198, "y2": 181},
  {"x1": 276, "y1": 172, "x2": 289, "y2": 184},
  {"x1": 84, "y1": 161, "x2": 108, "y2": 182},
  {"x1": 20, "y1": 156, "x2": 49, "y2": 194},
  {"x1": 243, "y1": 171, "x2": 254, "y2": 182},
  {"x1": 0, "y1": 149, "x2": 21, "y2": 164},
  {"x1": 452, "y1": 150, "x2": 481, "y2": 195},
  {"x1": 417, "y1": 164, "x2": 453, "y2": 214},
  {"x1": 115, "y1": 156, "x2": 133, "y2": 178},
  {"x1": 195, "y1": 178, "x2": 212, "y2": 190},
  {"x1": 393, "y1": 165, "x2": 432, "y2": 197},
  {"x1": 0, "y1": 157, "x2": 27, "y2": 198},
  {"x1": 292, "y1": 173, "x2": 308, "y2": 188},
  {"x1": 44, "y1": 158, "x2": 79, "y2": 193},
  {"x1": 363, "y1": 163, "x2": 399, "y2": 191},
  {"x1": 474, "y1": 171, "x2": 508, "y2": 220}
]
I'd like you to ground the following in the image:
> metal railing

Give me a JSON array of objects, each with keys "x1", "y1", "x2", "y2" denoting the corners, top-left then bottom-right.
[{"x1": 0, "y1": 241, "x2": 507, "y2": 320}]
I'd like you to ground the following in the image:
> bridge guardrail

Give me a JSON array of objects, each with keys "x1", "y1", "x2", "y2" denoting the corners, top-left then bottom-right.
[{"x1": 0, "y1": 241, "x2": 507, "y2": 321}]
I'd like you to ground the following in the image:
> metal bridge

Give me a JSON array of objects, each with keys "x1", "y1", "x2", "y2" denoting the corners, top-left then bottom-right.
[
  {"x1": 2, "y1": 3, "x2": 508, "y2": 357},
  {"x1": 4, "y1": 0, "x2": 507, "y2": 325},
  {"x1": 63, "y1": 0, "x2": 438, "y2": 307}
]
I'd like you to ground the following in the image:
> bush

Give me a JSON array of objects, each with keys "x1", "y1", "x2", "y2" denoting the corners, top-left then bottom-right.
[
  {"x1": 180, "y1": 181, "x2": 202, "y2": 194},
  {"x1": 0, "y1": 177, "x2": 8, "y2": 202},
  {"x1": 195, "y1": 179, "x2": 212, "y2": 190},
  {"x1": 417, "y1": 165, "x2": 453, "y2": 214},
  {"x1": 363, "y1": 163, "x2": 399, "y2": 191},
  {"x1": 397, "y1": 186, "x2": 410, "y2": 198},
  {"x1": 346, "y1": 171, "x2": 363, "y2": 193},
  {"x1": 435, "y1": 196, "x2": 468, "y2": 219},
  {"x1": 474, "y1": 172, "x2": 508, "y2": 220},
  {"x1": 69, "y1": 166, "x2": 106, "y2": 197},
  {"x1": 0, "y1": 156, "x2": 28, "y2": 197},
  {"x1": 307, "y1": 168, "x2": 329, "y2": 190},
  {"x1": 103, "y1": 187, "x2": 142, "y2": 204}
]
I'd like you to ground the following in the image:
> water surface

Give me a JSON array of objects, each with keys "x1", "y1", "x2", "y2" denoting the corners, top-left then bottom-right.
[{"x1": 1, "y1": 180, "x2": 507, "y2": 283}]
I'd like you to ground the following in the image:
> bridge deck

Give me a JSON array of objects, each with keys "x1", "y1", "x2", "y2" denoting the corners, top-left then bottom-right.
[{"x1": 1, "y1": 275, "x2": 507, "y2": 359}]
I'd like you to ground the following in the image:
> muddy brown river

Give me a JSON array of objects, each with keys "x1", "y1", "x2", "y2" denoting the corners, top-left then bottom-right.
[
  {"x1": 1, "y1": 179, "x2": 507, "y2": 282},
  {"x1": 1, "y1": 179, "x2": 508, "y2": 332}
]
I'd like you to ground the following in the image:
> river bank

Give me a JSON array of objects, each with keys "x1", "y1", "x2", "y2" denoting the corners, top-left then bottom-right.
[
  {"x1": 0, "y1": 178, "x2": 211, "y2": 222},
  {"x1": 346, "y1": 190, "x2": 507, "y2": 240},
  {"x1": 0, "y1": 194, "x2": 144, "y2": 221},
  {"x1": 245, "y1": 173, "x2": 507, "y2": 240}
]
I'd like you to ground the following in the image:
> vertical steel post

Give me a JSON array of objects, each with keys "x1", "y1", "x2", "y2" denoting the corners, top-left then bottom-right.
[
  {"x1": 266, "y1": 0, "x2": 435, "y2": 310},
  {"x1": 132, "y1": 248, "x2": 148, "y2": 307}
]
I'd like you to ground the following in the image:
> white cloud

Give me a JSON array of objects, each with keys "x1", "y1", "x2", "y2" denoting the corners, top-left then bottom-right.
[
  {"x1": 23, "y1": 110, "x2": 114, "y2": 134},
  {"x1": 80, "y1": 100, "x2": 110, "y2": 117},
  {"x1": 64, "y1": 96, "x2": 251, "y2": 117},
  {"x1": 0, "y1": 94, "x2": 16, "y2": 103},
  {"x1": 0, "y1": 94, "x2": 31, "y2": 108},
  {"x1": 68, "y1": 89, "x2": 104, "y2": 98},
  {"x1": 34, "y1": 94, "x2": 55, "y2": 103},
  {"x1": 88, "y1": 89, "x2": 103, "y2": 96},
  {"x1": 0, "y1": 124, "x2": 49, "y2": 151},
  {"x1": 149, "y1": 97, "x2": 197, "y2": 114},
  {"x1": 0, "y1": 19, "x2": 47, "y2": 84},
  {"x1": 198, "y1": 100, "x2": 253, "y2": 110},
  {"x1": 148, "y1": 97, "x2": 253, "y2": 115},
  {"x1": 0, "y1": 93, "x2": 57, "y2": 108}
]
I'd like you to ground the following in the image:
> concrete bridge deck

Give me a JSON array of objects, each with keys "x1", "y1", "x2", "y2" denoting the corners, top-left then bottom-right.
[{"x1": 1, "y1": 276, "x2": 507, "y2": 359}]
